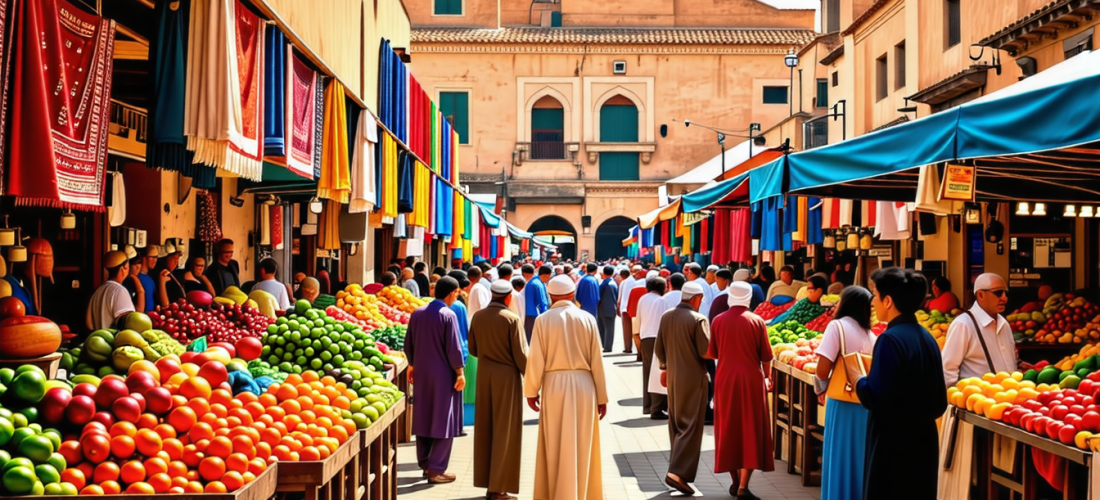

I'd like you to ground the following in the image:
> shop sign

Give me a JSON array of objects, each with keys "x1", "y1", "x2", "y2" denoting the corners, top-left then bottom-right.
[
  {"x1": 867, "y1": 245, "x2": 892, "y2": 260},
  {"x1": 939, "y1": 164, "x2": 976, "y2": 201},
  {"x1": 682, "y1": 211, "x2": 710, "y2": 226}
]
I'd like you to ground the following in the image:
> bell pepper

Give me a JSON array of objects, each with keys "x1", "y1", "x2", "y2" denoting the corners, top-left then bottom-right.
[{"x1": 83, "y1": 334, "x2": 114, "y2": 364}]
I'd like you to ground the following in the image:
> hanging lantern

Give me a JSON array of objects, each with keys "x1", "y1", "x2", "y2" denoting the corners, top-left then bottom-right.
[
  {"x1": 1033, "y1": 203, "x2": 1047, "y2": 216},
  {"x1": 836, "y1": 229, "x2": 848, "y2": 251},
  {"x1": 860, "y1": 228, "x2": 874, "y2": 250},
  {"x1": 822, "y1": 229, "x2": 835, "y2": 249},
  {"x1": 0, "y1": 216, "x2": 13, "y2": 246},
  {"x1": 60, "y1": 210, "x2": 76, "y2": 230},
  {"x1": 846, "y1": 228, "x2": 860, "y2": 250},
  {"x1": 7, "y1": 229, "x2": 26, "y2": 263}
]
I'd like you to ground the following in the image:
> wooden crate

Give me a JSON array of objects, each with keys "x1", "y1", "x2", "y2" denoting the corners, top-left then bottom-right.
[
  {"x1": 0, "y1": 461, "x2": 278, "y2": 500},
  {"x1": 276, "y1": 431, "x2": 362, "y2": 500},
  {"x1": 392, "y1": 361, "x2": 412, "y2": 444},
  {"x1": 771, "y1": 361, "x2": 793, "y2": 465},
  {"x1": 771, "y1": 360, "x2": 823, "y2": 487},
  {"x1": 360, "y1": 397, "x2": 406, "y2": 500},
  {"x1": 0, "y1": 352, "x2": 61, "y2": 379}
]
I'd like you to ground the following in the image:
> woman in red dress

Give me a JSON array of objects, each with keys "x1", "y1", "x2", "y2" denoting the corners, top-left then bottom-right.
[{"x1": 707, "y1": 281, "x2": 774, "y2": 499}]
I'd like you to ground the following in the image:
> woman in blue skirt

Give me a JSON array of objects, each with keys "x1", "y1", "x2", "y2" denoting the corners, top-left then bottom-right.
[{"x1": 813, "y1": 286, "x2": 876, "y2": 500}]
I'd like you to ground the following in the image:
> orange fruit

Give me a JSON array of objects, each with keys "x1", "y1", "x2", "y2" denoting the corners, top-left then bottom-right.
[
  {"x1": 280, "y1": 436, "x2": 303, "y2": 452},
  {"x1": 185, "y1": 481, "x2": 205, "y2": 493},
  {"x1": 162, "y1": 438, "x2": 184, "y2": 461},
  {"x1": 271, "y1": 421, "x2": 289, "y2": 436},
  {"x1": 136, "y1": 429, "x2": 164, "y2": 456},
  {"x1": 207, "y1": 436, "x2": 233, "y2": 458},
  {"x1": 231, "y1": 435, "x2": 256, "y2": 458},
  {"x1": 180, "y1": 377, "x2": 212, "y2": 399},
  {"x1": 244, "y1": 402, "x2": 266, "y2": 419},
  {"x1": 299, "y1": 446, "x2": 321, "y2": 461},
  {"x1": 168, "y1": 486, "x2": 185, "y2": 494},
  {"x1": 272, "y1": 445, "x2": 293, "y2": 461},
  {"x1": 188, "y1": 422, "x2": 215, "y2": 443},
  {"x1": 258, "y1": 393, "x2": 278, "y2": 408},
  {"x1": 281, "y1": 399, "x2": 302, "y2": 415},
  {"x1": 226, "y1": 416, "x2": 243, "y2": 428},
  {"x1": 296, "y1": 396, "x2": 315, "y2": 412},
  {"x1": 247, "y1": 458, "x2": 267, "y2": 475},
  {"x1": 221, "y1": 471, "x2": 245, "y2": 491},
  {"x1": 317, "y1": 445, "x2": 331, "y2": 459},
  {"x1": 143, "y1": 457, "x2": 169, "y2": 476},
  {"x1": 125, "y1": 482, "x2": 156, "y2": 495},
  {"x1": 171, "y1": 394, "x2": 188, "y2": 408},
  {"x1": 93, "y1": 461, "x2": 121, "y2": 483},
  {"x1": 236, "y1": 391, "x2": 258, "y2": 404},
  {"x1": 155, "y1": 450, "x2": 172, "y2": 464},
  {"x1": 211, "y1": 403, "x2": 229, "y2": 418},
  {"x1": 257, "y1": 414, "x2": 275, "y2": 426},
  {"x1": 265, "y1": 405, "x2": 287, "y2": 420},
  {"x1": 320, "y1": 376, "x2": 336, "y2": 386},
  {"x1": 181, "y1": 447, "x2": 204, "y2": 468},
  {"x1": 255, "y1": 442, "x2": 272, "y2": 459},
  {"x1": 167, "y1": 460, "x2": 188, "y2": 478},
  {"x1": 61, "y1": 468, "x2": 87, "y2": 490},
  {"x1": 154, "y1": 424, "x2": 177, "y2": 440},
  {"x1": 299, "y1": 410, "x2": 317, "y2": 424},
  {"x1": 100, "y1": 481, "x2": 121, "y2": 495},
  {"x1": 199, "y1": 412, "x2": 218, "y2": 426},
  {"x1": 148, "y1": 473, "x2": 172, "y2": 493},
  {"x1": 210, "y1": 389, "x2": 233, "y2": 407},
  {"x1": 119, "y1": 459, "x2": 146, "y2": 484},
  {"x1": 79, "y1": 485, "x2": 105, "y2": 495},
  {"x1": 110, "y1": 422, "x2": 138, "y2": 438},
  {"x1": 242, "y1": 471, "x2": 257, "y2": 484},
  {"x1": 186, "y1": 470, "x2": 199, "y2": 482},
  {"x1": 225, "y1": 452, "x2": 249, "y2": 473},
  {"x1": 260, "y1": 428, "x2": 281, "y2": 446},
  {"x1": 168, "y1": 407, "x2": 198, "y2": 432},
  {"x1": 302, "y1": 371, "x2": 319, "y2": 383},
  {"x1": 170, "y1": 476, "x2": 189, "y2": 489},
  {"x1": 136, "y1": 413, "x2": 159, "y2": 430},
  {"x1": 198, "y1": 456, "x2": 226, "y2": 482},
  {"x1": 110, "y1": 435, "x2": 136, "y2": 459},
  {"x1": 193, "y1": 439, "x2": 210, "y2": 453},
  {"x1": 204, "y1": 480, "x2": 228, "y2": 493},
  {"x1": 284, "y1": 373, "x2": 304, "y2": 385},
  {"x1": 276, "y1": 384, "x2": 299, "y2": 402}
]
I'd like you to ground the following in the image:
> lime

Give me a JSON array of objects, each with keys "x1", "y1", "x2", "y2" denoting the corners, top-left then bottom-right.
[
  {"x1": 267, "y1": 355, "x2": 280, "y2": 365},
  {"x1": 41, "y1": 430, "x2": 61, "y2": 451},
  {"x1": 0, "y1": 450, "x2": 11, "y2": 470},
  {"x1": 320, "y1": 351, "x2": 332, "y2": 362},
  {"x1": 44, "y1": 482, "x2": 64, "y2": 495},
  {"x1": 0, "y1": 408, "x2": 12, "y2": 419},
  {"x1": 0, "y1": 368, "x2": 14, "y2": 385},
  {"x1": 0, "y1": 417, "x2": 13, "y2": 447},
  {"x1": 363, "y1": 406, "x2": 380, "y2": 421},
  {"x1": 10, "y1": 428, "x2": 35, "y2": 447},
  {"x1": 1, "y1": 466, "x2": 36, "y2": 494},
  {"x1": 59, "y1": 481, "x2": 78, "y2": 495},
  {"x1": 19, "y1": 435, "x2": 55, "y2": 462},
  {"x1": 305, "y1": 347, "x2": 315, "y2": 357},
  {"x1": 31, "y1": 480, "x2": 44, "y2": 495},
  {"x1": 291, "y1": 365, "x2": 302, "y2": 374},
  {"x1": 18, "y1": 406, "x2": 38, "y2": 423},
  {"x1": 296, "y1": 356, "x2": 308, "y2": 366},
  {"x1": 276, "y1": 317, "x2": 288, "y2": 325},
  {"x1": 349, "y1": 399, "x2": 365, "y2": 413},
  {"x1": 310, "y1": 359, "x2": 322, "y2": 370},
  {"x1": 333, "y1": 355, "x2": 345, "y2": 366},
  {"x1": 351, "y1": 414, "x2": 369, "y2": 429},
  {"x1": 46, "y1": 453, "x2": 66, "y2": 472},
  {"x1": 27, "y1": 424, "x2": 42, "y2": 433},
  {"x1": 14, "y1": 365, "x2": 44, "y2": 377},
  {"x1": 11, "y1": 371, "x2": 46, "y2": 403},
  {"x1": 371, "y1": 402, "x2": 388, "y2": 414},
  {"x1": 3, "y1": 457, "x2": 33, "y2": 473},
  {"x1": 34, "y1": 464, "x2": 59, "y2": 484}
]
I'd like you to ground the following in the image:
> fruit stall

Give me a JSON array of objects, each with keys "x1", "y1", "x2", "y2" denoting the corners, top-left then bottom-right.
[{"x1": 0, "y1": 278, "x2": 413, "y2": 499}]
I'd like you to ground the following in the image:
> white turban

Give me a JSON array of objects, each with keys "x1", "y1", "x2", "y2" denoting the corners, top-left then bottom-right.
[
  {"x1": 646, "y1": 270, "x2": 659, "y2": 281},
  {"x1": 682, "y1": 282, "x2": 706, "y2": 299},
  {"x1": 547, "y1": 275, "x2": 576, "y2": 295},
  {"x1": 728, "y1": 282, "x2": 753, "y2": 308},
  {"x1": 733, "y1": 269, "x2": 752, "y2": 282},
  {"x1": 491, "y1": 280, "x2": 513, "y2": 294}
]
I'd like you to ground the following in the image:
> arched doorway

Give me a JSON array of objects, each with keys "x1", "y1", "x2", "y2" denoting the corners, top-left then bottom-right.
[
  {"x1": 595, "y1": 216, "x2": 635, "y2": 261},
  {"x1": 528, "y1": 215, "x2": 577, "y2": 261},
  {"x1": 530, "y1": 96, "x2": 565, "y2": 160},
  {"x1": 599, "y1": 95, "x2": 639, "y2": 180}
]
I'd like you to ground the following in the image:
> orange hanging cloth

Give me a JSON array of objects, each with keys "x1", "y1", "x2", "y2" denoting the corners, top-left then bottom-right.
[{"x1": 317, "y1": 80, "x2": 350, "y2": 203}]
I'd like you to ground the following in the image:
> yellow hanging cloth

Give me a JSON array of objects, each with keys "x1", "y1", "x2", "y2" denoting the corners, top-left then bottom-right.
[
  {"x1": 317, "y1": 80, "x2": 351, "y2": 204},
  {"x1": 318, "y1": 200, "x2": 342, "y2": 250},
  {"x1": 794, "y1": 197, "x2": 809, "y2": 243},
  {"x1": 680, "y1": 216, "x2": 692, "y2": 256},
  {"x1": 450, "y1": 191, "x2": 464, "y2": 250},
  {"x1": 410, "y1": 161, "x2": 431, "y2": 227},
  {"x1": 452, "y1": 130, "x2": 461, "y2": 184},
  {"x1": 381, "y1": 133, "x2": 398, "y2": 218}
]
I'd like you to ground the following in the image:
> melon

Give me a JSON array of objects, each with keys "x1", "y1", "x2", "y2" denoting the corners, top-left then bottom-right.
[
  {"x1": 187, "y1": 290, "x2": 213, "y2": 308},
  {"x1": 0, "y1": 316, "x2": 62, "y2": 359}
]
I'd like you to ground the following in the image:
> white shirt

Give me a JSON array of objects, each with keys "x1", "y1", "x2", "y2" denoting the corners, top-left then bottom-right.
[
  {"x1": 511, "y1": 290, "x2": 524, "y2": 318},
  {"x1": 663, "y1": 290, "x2": 682, "y2": 311},
  {"x1": 637, "y1": 292, "x2": 671, "y2": 340},
  {"x1": 88, "y1": 281, "x2": 135, "y2": 330},
  {"x1": 619, "y1": 277, "x2": 636, "y2": 313},
  {"x1": 816, "y1": 317, "x2": 877, "y2": 363},
  {"x1": 468, "y1": 282, "x2": 492, "y2": 320},
  {"x1": 253, "y1": 279, "x2": 292, "y2": 310},
  {"x1": 941, "y1": 303, "x2": 1017, "y2": 387},
  {"x1": 692, "y1": 277, "x2": 716, "y2": 317}
]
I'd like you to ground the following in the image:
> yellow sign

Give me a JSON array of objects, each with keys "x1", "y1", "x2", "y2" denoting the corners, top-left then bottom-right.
[
  {"x1": 939, "y1": 164, "x2": 976, "y2": 202},
  {"x1": 681, "y1": 210, "x2": 710, "y2": 226}
]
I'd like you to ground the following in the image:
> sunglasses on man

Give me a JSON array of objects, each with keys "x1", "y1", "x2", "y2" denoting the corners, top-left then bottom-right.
[{"x1": 979, "y1": 289, "x2": 1008, "y2": 298}]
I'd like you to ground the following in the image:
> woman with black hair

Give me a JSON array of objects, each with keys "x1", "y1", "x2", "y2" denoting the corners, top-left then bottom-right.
[
  {"x1": 813, "y1": 286, "x2": 876, "y2": 500},
  {"x1": 853, "y1": 267, "x2": 947, "y2": 500}
]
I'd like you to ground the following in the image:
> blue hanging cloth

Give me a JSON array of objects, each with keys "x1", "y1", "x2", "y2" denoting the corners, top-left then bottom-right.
[
  {"x1": 398, "y1": 152, "x2": 414, "y2": 213},
  {"x1": 806, "y1": 197, "x2": 824, "y2": 245},
  {"x1": 263, "y1": 26, "x2": 286, "y2": 157}
]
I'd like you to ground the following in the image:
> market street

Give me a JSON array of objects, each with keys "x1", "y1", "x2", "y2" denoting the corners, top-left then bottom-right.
[{"x1": 396, "y1": 322, "x2": 820, "y2": 500}]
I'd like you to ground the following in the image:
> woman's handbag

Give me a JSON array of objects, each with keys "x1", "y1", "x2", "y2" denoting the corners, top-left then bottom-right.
[{"x1": 826, "y1": 321, "x2": 873, "y2": 404}]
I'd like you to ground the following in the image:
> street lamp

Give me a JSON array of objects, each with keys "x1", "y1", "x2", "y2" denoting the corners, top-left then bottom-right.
[{"x1": 784, "y1": 48, "x2": 799, "y2": 117}]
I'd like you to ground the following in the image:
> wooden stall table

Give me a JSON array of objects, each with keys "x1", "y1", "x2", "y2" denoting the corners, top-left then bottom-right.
[
  {"x1": 958, "y1": 410, "x2": 1091, "y2": 500},
  {"x1": 0, "y1": 462, "x2": 279, "y2": 500},
  {"x1": 392, "y1": 359, "x2": 412, "y2": 444},
  {"x1": 770, "y1": 360, "x2": 824, "y2": 487},
  {"x1": 276, "y1": 431, "x2": 362, "y2": 500},
  {"x1": 360, "y1": 397, "x2": 406, "y2": 500}
]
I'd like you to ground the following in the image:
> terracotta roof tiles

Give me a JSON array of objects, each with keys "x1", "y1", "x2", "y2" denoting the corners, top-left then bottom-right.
[{"x1": 411, "y1": 27, "x2": 817, "y2": 46}]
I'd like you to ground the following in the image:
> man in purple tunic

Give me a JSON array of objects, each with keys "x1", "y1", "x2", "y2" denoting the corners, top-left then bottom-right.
[{"x1": 405, "y1": 276, "x2": 467, "y2": 484}]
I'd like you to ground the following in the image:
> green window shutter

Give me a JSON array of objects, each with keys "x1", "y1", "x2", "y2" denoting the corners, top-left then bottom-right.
[
  {"x1": 598, "y1": 104, "x2": 639, "y2": 180},
  {"x1": 434, "y1": 0, "x2": 461, "y2": 15},
  {"x1": 599, "y1": 153, "x2": 640, "y2": 181},
  {"x1": 762, "y1": 86, "x2": 788, "y2": 104},
  {"x1": 439, "y1": 92, "x2": 469, "y2": 144},
  {"x1": 816, "y1": 79, "x2": 828, "y2": 108},
  {"x1": 531, "y1": 108, "x2": 563, "y2": 130}
]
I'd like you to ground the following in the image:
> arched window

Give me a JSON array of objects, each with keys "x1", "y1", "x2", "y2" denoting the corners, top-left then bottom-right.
[
  {"x1": 595, "y1": 216, "x2": 636, "y2": 260},
  {"x1": 599, "y1": 96, "x2": 639, "y2": 180},
  {"x1": 528, "y1": 215, "x2": 577, "y2": 260},
  {"x1": 531, "y1": 96, "x2": 565, "y2": 160}
]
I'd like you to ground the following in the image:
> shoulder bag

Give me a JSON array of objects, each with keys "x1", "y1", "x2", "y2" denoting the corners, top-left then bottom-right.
[{"x1": 826, "y1": 321, "x2": 873, "y2": 404}]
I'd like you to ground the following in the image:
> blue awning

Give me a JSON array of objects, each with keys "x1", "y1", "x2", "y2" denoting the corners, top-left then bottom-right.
[
  {"x1": 749, "y1": 158, "x2": 786, "y2": 203},
  {"x1": 476, "y1": 203, "x2": 501, "y2": 228},
  {"x1": 505, "y1": 221, "x2": 532, "y2": 240},
  {"x1": 681, "y1": 173, "x2": 750, "y2": 213},
  {"x1": 783, "y1": 50, "x2": 1100, "y2": 202}
]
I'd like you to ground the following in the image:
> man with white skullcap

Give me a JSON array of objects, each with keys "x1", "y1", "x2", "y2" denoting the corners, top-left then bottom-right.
[
  {"x1": 525, "y1": 274, "x2": 608, "y2": 500},
  {"x1": 941, "y1": 273, "x2": 1015, "y2": 386},
  {"x1": 654, "y1": 281, "x2": 712, "y2": 495},
  {"x1": 684, "y1": 263, "x2": 716, "y2": 324},
  {"x1": 618, "y1": 266, "x2": 646, "y2": 355},
  {"x1": 705, "y1": 265, "x2": 720, "y2": 288},
  {"x1": 733, "y1": 268, "x2": 765, "y2": 311},
  {"x1": 638, "y1": 274, "x2": 670, "y2": 419},
  {"x1": 469, "y1": 280, "x2": 528, "y2": 500}
]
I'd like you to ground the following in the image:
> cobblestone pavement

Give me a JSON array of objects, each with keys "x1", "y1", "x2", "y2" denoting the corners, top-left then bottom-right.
[{"x1": 397, "y1": 322, "x2": 822, "y2": 500}]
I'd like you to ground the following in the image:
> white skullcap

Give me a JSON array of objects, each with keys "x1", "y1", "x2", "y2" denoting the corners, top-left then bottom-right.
[
  {"x1": 632, "y1": 265, "x2": 643, "y2": 271},
  {"x1": 682, "y1": 282, "x2": 706, "y2": 299},
  {"x1": 728, "y1": 282, "x2": 753, "y2": 308},
  {"x1": 646, "y1": 270, "x2": 659, "y2": 281},
  {"x1": 491, "y1": 280, "x2": 513, "y2": 294},
  {"x1": 733, "y1": 269, "x2": 752, "y2": 282},
  {"x1": 974, "y1": 273, "x2": 1006, "y2": 291},
  {"x1": 706, "y1": 265, "x2": 720, "y2": 273},
  {"x1": 547, "y1": 275, "x2": 577, "y2": 295}
]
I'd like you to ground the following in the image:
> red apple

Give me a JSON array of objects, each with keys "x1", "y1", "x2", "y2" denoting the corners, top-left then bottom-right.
[
  {"x1": 235, "y1": 337, "x2": 262, "y2": 361},
  {"x1": 197, "y1": 361, "x2": 228, "y2": 387},
  {"x1": 94, "y1": 378, "x2": 129, "y2": 410},
  {"x1": 144, "y1": 387, "x2": 173, "y2": 415},
  {"x1": 130, "y1": 392, "x2": 146, "y2": 413},
  {"x1": 65, "y1": 395, "x2": 96, "y2": 425},
  {"x1": 1080, "y1": 380, "x2": 1096, "y2": 395},
  {"x1": 1048, "y1": 421, "x2": 1065, "y2": 440},
  {"x1": 179, "y1": 351, "x2": 198, "y2": 364},
  {"x1": 155, "y1": 358, "x2": 182, "y2": 379},
  {"x1": 1051, "y1": 405, "x2": 1071, "y2": 421},
  {"x1": 72, "y1": 383, "x2": 97, "y2": 399},
  {"x1": 210, "y1": 342, "x2": 236, "y2": 358},
  {"x1": 90, "y1": 411, "x2": 115, "y2": 429},
  {"x1": 125, "y1": 371, "x2": 158, "y2": 395},
  {"x1": 39, "y1": 387, "x2": 72, "y2": 424},
  {"x1": 1070, "y1": 405, "x2": 1086, "y2": 417},
  {"x1": 112, "y1": 397, "x2": 142, "y2": 423},
  {"x1": 1059, "y1": 424, "x2": 1079, "y2": 445},
  {"x1": 80, "y1": 432, "x2": 111, "y2": 464},
  {"x1": 1039, "y1": 407, "x2": 1051, "y2": 417},
  {"x1": 1023, "y1": 400, "x2": 1043, "y2": 412},
  {"x1": 1081, "y1": 411, "x2": 1100, "y2": 432},
  {"x1": 1034, "y1": 416, "x2": 1052, "y2": 436},
  {"x1": 1021, "y1": 413, "x2": 1039, "y2": 432}
]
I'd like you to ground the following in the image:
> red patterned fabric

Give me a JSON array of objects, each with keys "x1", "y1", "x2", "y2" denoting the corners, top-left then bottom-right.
[
  {"x1": 730, "y1": 208, "x2": 752, "y2": 264},
  {"x1": 700, "y1": 217, "x2": 710, "y2": 254},
  {"x1": 710, "y1": 210, "x2": 729, "y2": 264},
  {"x1": 271, "y1": 205, "x2": 283, "y2": 249},
  {"x1": 286, "y1": 50, "x2": 318, "y2": 178},
  {"x1": 8, "y1": 0, "x2": 114, "y2": 210}
]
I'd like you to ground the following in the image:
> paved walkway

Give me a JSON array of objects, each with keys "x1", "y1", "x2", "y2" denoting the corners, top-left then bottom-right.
[{"x1": 396, "y1": 321, "x2": 821, "y2": 500}]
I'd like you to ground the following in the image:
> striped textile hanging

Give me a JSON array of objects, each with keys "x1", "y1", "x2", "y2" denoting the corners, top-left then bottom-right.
[{"x1": 410, "y1": 161, "x2": 431, "y2": 227}]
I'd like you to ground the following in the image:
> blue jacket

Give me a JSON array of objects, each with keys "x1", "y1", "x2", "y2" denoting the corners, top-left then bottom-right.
[
  {"x1": 576, "y1": 274, "x2": 600, "y2": 318},
  {"x1": 449, "y1": 300, "x2": 470, "y2": 363},
  {"x1": 524, "y1": 276, "x2": 550, "y2": 317},
  {"x1": 597, "y1": 278, "x2": 618, "y2": 318}
]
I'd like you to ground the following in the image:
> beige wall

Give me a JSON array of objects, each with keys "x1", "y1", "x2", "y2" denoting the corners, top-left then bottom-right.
[
  {"x1": 364, "y1": 0, "x2": 414, "y2": 112},
  {"x1": 217, "y1": 178, "x2": 257, "y2": 283},
  {"x1": 403, "y1": 0, "x2": 499, "y2": 28},
  {"x1": 265, "y1": 0, "x2": 364, "y2": 101}
]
